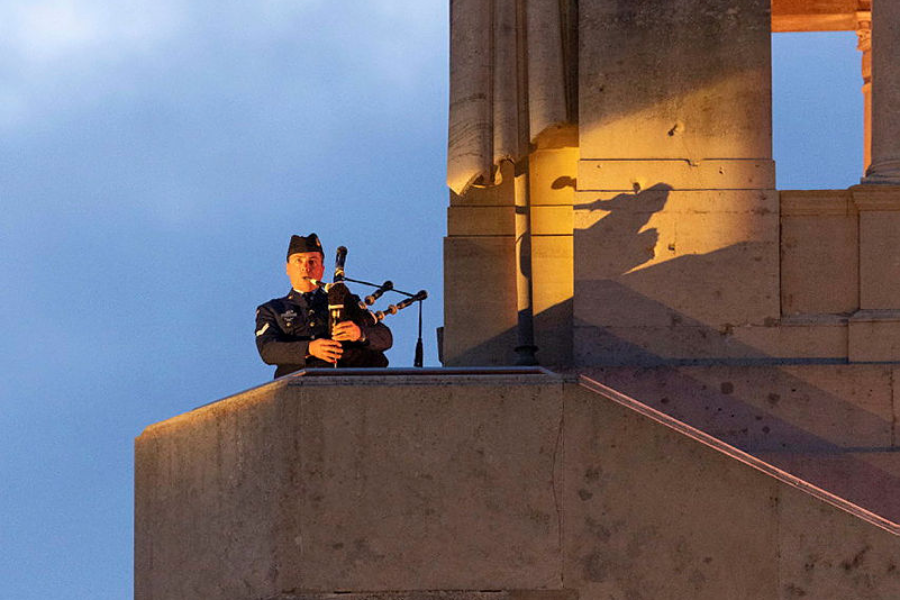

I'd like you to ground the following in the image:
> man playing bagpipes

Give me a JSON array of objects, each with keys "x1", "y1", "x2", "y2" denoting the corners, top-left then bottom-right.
[{"x1": 255, "y1": 233, "x2": 392, "y2": 378}]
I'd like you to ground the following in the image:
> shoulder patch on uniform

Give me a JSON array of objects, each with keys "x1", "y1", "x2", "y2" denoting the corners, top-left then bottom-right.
[{"x1": 256, "y1": 323, "x2": 270, "y2": 337}]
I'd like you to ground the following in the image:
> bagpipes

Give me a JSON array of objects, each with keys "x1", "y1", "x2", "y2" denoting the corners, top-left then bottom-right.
[{"x1": 317, "y1": 246, "x2": 428, "y2": 367}]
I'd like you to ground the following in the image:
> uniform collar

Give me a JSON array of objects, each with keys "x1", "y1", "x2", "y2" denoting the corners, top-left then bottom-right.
[{"x1": 288, "y1": 287, "x2": 324, "y2": 302}]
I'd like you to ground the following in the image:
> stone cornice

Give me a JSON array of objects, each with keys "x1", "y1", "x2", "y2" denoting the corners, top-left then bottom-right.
[
  {"x1": 850, "y1": 185, "x2": 900, "y2": 211},
  {"x1": 781, "y1": 191, "x2": 855, "y2": 217}
]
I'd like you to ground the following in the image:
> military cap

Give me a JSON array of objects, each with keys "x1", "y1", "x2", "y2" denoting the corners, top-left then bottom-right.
[{"x1": 286, "y1": 233, "x2": 324, "y2": 259}]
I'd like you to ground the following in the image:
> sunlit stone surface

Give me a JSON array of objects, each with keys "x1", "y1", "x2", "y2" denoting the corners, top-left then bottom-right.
[{"x1": 137, "y1": 2, "x2": 900, "y2": 598}]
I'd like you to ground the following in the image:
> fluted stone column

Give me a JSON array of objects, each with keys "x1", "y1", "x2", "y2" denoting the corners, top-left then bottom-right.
[
  {"x1": 850, "y1": 1, "x2": 900, "y2": 361},
  {"x1": 863, "y1": 0, "x2": 900, "y2": 184}
]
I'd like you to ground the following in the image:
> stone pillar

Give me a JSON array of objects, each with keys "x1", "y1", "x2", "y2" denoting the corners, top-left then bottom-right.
[
  {"x1": 863, "y1": 0, "x2": 900, "y2": 184},
  {"x1": 850, "y1": 1, "x2": 900, "y2": 361},
  {"x1": 443, "y1": 137, "x2": 578, "y2": 368},
  {"x1": 574, "y1": 0, "x2": 779, "y2": 366},
  {"x1": 857, "y1": 11, "x2": 872, "y2": 174}
]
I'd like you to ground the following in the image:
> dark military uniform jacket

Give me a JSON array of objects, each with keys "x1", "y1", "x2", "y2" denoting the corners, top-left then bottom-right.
[{"x1": 256, "y1": 288, "x2": 392, "y2": 378}]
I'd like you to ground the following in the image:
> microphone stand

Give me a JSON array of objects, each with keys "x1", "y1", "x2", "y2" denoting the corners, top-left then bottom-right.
[
  {"x1": 344, "y1": 276, "x2": 426, "y2": 368},
  {"x1": 415, "y1": 301, "x2": 424, "y2": 368}
]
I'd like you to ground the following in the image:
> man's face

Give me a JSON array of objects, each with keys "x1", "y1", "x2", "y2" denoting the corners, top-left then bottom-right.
[{"x1": 286, "y1": 251, "x2": 325, "y2": 292}]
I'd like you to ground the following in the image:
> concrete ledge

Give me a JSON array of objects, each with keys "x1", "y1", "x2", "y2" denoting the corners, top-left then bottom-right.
[
  {"x1": 289, "y1": 366, "x2": 561, "y2": 379},
  {"x1": 137, "y1": 373, "x2": 568, "y2": 598},
  {"x1": 137, "y1": 372, "x2": 900, "y2": 600},
  {"x1": 269, "y1": 592, "x2": 577, "y2": 600}
]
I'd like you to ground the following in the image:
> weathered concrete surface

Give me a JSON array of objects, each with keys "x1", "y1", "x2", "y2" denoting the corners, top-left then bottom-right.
[
  {"x1": 448, "y1": 206, "x2": 573, "y2": 237},
  {"x1": 573, "y1": 185, "x2": 780, "y2": 364},
  {"x1": 581, "y1": 365, "x2": 895, "y2": 450},
  {"x1": 580, "y1": 365, "x2": 900, "y2": 522},
  {"x1": 778, "y1": 482, "x2": 900, "y2": 599},
  {"x1": 574, "y1": 189, "x2": 780, "y2": 329},
  {"x1": 849, "y1": 310, "x2": 900, "y2": 361},
  {"x1": 294, "y1": 377, "x2": 564, "y2": 591},
  {"x1": 136, "y1": 372, "x2": 566, "y2": 599},
  {"x1": 564, "y1": 383, "x2": 781, "y2": 600},
  {"x1": 531, "y1": 235, "x2": 573, "y2": 366},
  {"x1": 138, "y1": 371, "x2": 900, "y2": 600},
  {"x1": 571, "y1": 378, "x2": 900, "y2": 599},
  {"x1": 579, "y1": 0, "x2": 771, "y2": 161},
  {"x1": 135, "y1": 384, "x2": 287, "y2": 600},
  {"x1": 781, "y1": 191, "x2": 858, "y2": 316},
  {"x1": 856, "y1": 190, "x2": 900, "y2": 309},
  {"x1": 444, "y1": 161, "x2": 517, "y2": 367},
  {"x1": 571, "y1": 184, "x2": 900, "y2": 365},
  {"x1": 578, "y1": 159, "x2": 775, "y2": 192},
  {"x1": 443, "y1": 235, "x2": 518, "y2": 366}
]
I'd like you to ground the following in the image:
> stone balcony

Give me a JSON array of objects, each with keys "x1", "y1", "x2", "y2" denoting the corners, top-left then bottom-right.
[{"x1": 136, "y1": 368, "x2": 900, "y2": 600}]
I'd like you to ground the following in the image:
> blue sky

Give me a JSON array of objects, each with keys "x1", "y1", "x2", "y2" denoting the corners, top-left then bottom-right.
[{"x1": 0, "y1": 2, "x2": 863, "y2": 598}]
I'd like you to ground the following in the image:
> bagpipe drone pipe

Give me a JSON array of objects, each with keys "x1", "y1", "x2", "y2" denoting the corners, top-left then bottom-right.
[{"x1": 317, "y1": 246, "x2": 428, "y2": 367}]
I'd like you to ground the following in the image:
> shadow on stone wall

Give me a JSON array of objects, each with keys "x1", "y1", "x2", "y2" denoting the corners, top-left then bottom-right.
[
  {"x1": 449, "y1": 180, "x2": 900, "y2": 524},
  {"x1": 447, "y1": 299, "x2": 573, "y2": 368},
  {"x1": 573, "y1": 183, "x2": 671, "y2": 279},
  {"x1": 569, "y1": 182, "x2": 899, "y2": 522}
]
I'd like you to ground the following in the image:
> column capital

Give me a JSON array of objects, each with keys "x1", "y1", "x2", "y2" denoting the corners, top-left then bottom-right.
[{"x1": 856, "y1": 11, "x2": 872, "y2": 52}]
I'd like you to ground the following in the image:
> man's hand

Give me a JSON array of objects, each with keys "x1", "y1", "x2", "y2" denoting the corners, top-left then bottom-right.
[
  {"x1": 308, "y1": 338, "x2": 344, "y2": 363},
  {"x1": 332, "y1": 320, "x2": 362, "y2": 342}
]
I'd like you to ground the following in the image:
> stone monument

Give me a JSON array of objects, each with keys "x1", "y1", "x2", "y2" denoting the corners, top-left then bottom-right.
[{"x1": 136, "y1": 2, "x2": 900, "y2": 598}]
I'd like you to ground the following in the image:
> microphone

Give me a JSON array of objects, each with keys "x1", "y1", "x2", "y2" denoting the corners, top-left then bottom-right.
[{"x1": 359, "y1": 280, "x2": 393, "y2": 308}]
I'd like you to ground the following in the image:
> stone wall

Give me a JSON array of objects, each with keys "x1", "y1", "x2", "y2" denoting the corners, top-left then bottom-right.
[
  {"x1": 445, "y1": 181, "x2": 900, "y2": 367},
  {"x1": 135, "y1": 371, "x2": 900, "y2": 600},
  {"x1": 583, "y1": 364, "x2": 900, "y2": 523},
  {"x1": 782, "y1": 188, "x2": 900, "y2": 362},
  {"x1": 441, "y1": 0, "x2": 900, "y2": 368}
]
